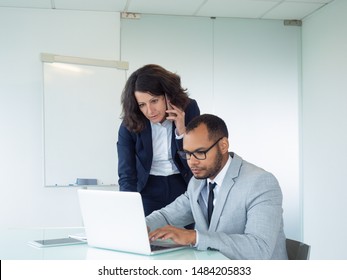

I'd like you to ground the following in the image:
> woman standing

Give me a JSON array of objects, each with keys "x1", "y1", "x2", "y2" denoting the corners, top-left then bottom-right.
[{"x1": 117, "y1": 64, "x2": 200, "y2": 216}]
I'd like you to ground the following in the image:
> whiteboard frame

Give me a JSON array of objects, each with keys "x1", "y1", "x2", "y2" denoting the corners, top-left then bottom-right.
[
  {"x1": 41, "y1": 53, "x2": 129, "y2": 70},
  {"x1": 41, "y1": 53, "x2": 128, "y2": 187}
]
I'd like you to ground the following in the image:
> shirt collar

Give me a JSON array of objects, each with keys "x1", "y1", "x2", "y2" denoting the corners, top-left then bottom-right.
[{"x1": 151, "y1": 119, "x2": 172, "y2": 129}]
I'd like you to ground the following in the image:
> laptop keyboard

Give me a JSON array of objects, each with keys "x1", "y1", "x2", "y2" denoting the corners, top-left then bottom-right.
[
  {"x1": 150, "y1": 242, "x2": 185, "y2": 251},
  {"x1": 150, "y1": 244, "x2": 169, "y2": 251}
]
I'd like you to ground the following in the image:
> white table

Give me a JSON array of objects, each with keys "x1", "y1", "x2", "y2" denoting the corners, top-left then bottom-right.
[{"x1": 0, "y1": 227, "x2": 229, "y2": 260}]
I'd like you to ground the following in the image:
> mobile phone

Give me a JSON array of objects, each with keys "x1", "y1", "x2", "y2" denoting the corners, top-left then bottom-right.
[
  {"x1": 28, "y1": 237, "x2": 87, "y2": 248},
  {"x1": 165, "y1": 94, "x2": 174, "y2": 117}
]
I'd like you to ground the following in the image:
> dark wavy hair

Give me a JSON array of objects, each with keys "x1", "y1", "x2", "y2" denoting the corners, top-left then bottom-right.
[
  {"x1": 186, "y1": 114, "x2": 229, "y2": 142},
  {"x1": 121, "y1": 64, "x2": 190, "y2": 132}
]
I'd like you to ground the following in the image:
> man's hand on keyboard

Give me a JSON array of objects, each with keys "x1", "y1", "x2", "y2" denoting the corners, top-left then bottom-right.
[{"x1": 148, "y1": 225, "x2": 196, "y2": 246}]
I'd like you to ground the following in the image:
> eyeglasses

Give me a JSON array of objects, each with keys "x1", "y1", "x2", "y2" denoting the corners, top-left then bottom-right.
[{"x1": 178, "y1": 137, "x2": 223, "y2": 160}]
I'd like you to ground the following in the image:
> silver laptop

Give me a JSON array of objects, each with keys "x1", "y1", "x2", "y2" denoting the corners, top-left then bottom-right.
[{"x1": 77, "y1": 189, "x2": 187, "y2": 255}]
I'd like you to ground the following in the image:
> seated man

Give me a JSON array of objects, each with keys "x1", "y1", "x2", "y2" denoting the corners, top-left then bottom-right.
[{"x1": 146, "y1": 114, "x2": 287, "y2": 259}]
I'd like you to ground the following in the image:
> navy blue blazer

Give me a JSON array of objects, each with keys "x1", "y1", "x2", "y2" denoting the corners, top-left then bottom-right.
[{"x1": 117, "y1": 98, "x2": 200, "y2": 193}]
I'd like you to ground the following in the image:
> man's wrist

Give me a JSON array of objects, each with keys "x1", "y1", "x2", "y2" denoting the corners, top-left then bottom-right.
[{"x1": 189, "y1": 229, "x2": 198, "y2": 247}]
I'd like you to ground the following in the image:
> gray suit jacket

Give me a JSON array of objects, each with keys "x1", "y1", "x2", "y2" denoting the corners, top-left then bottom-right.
[{"x1": 146, "y1": 153, "x2": 288, "y2": 259}]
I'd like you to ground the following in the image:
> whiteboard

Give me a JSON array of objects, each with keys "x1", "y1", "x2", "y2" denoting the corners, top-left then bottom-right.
[{"x1": 43, "y1": 62, "x2": 127, "y2": 186}]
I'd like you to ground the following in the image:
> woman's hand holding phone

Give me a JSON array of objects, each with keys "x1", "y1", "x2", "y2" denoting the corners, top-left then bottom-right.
[{"x1": 165, "y1": 95, "x2": 186, "y2": 136}]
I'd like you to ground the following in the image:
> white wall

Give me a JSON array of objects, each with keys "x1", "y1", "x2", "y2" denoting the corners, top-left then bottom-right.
[
  {"x1": 302, "y1": 0, "x2": 347, "y2": 259},
  {"x1": 121, "y1": 15, "x2": 301, "y2": 240},
  {"x1": 0, "y1": 8, "x2": 120, "y2": 228}
]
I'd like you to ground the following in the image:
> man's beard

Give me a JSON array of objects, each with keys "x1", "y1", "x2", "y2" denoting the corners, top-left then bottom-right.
[{"x1": 193, "y1": 148, "x2": 223, "y2": 180}]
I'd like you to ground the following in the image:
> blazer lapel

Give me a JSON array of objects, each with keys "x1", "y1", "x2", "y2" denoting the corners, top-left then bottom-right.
[
  {"x1": 191, "y1": 180, "x2": 209, "y2": 231},
  {"x1": 209, "y1": 153, "x2": 243, "y2": 231},
  {"x1": 140, "y1": 121, "x2": 153, "y2": 170},
  {"x1": 170, "y1": 121, "x2": 177, "y2": 156}
]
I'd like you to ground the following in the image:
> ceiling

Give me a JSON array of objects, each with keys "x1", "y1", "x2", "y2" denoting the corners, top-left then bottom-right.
[{"x1": 0, "y1": 0, "x2": 335, "y2": 20}]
